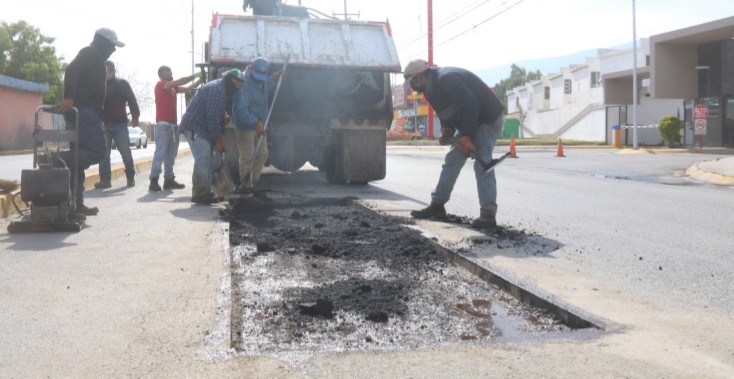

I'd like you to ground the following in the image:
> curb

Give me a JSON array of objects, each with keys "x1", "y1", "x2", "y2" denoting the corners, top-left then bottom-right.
[
  {"x1": 618, "y1": 147, "x2": 734, "y2": 155},
  {"x1": 686, "y1": 162, "x2": 734, "y2": 186},
  {"x1": 0, "y1": 149, "x2": 192, "y2": 219}
]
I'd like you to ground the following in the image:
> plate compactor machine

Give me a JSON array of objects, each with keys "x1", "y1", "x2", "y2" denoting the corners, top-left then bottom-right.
[{"x1": 7, "y1": 106, "x2": 84, "y2": 233}]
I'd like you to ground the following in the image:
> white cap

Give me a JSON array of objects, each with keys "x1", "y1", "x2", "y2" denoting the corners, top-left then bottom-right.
[
  {"x1": 403, "y1": 59, "x2": 429, "y2": 80},
  {"x1": 95, "y1": 28, "x2": 125, "y2": 47}
]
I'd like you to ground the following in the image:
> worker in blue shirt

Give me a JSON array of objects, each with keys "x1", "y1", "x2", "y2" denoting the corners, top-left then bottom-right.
[
  {"x1": 231, "y1": 57, "x2": 279, "y2": 193},
  {"x1": 403, "y1": 59, "x2": 505, "y2": 228},
  {"x1": 179, "y1": 69, "x2": 244, "y2": 204}
]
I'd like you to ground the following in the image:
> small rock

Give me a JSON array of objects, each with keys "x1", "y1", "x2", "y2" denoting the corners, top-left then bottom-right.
[
  {"x1": 299, "y1": 298, "x2": 334, "y2": 318},
  {"x1": 366, "y1": 311, "x2": 389, "y2": 323}
]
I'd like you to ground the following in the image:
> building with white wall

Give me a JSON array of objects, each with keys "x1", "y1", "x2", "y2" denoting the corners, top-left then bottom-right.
[{"x1": 507, "y1": 16, "x2": 734, "y2": 147}]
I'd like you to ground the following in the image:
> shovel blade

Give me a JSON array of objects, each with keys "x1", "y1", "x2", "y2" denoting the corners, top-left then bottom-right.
[
  {"x1": 212, "y1": 168, "x2": 235, "y2": 198},
  {"x1": 482, "y1": 152, "x2": 512, "y2": 174}
]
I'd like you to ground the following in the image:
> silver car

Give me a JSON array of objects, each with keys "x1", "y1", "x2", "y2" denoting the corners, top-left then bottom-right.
[{"x1": 128, "y1": 126, "x2": 148, "y2": 149}]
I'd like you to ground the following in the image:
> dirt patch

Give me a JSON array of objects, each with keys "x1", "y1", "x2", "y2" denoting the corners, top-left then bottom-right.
[{"x1": 227, "y1": 195, "x2": 581, "y2": 357}]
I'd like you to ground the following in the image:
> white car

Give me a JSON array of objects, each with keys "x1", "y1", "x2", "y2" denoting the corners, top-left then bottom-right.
[{"x1": 128, "y1": 126, "x2": 148, "y2": 149}]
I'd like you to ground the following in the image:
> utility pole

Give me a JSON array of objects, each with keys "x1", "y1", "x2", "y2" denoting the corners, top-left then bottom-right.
[
  {"x1": 427, "y1": 0, "x2": 435, "y2": 139},
  {"x1": 632, "y1": 0, "x2": 639, "y2": 149},
  {"x1": 333, "y1": 0, "x2": 359, "y2": 20}
]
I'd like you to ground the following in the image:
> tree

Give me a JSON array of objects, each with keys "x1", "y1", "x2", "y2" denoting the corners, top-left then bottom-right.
[
  {"x1": 0, "y1": 21, "x2": 65, "y2": 104},
  {"x1": 116, "y1": 67, "x2": 154, "y2": 121},
  {"x1": 493, "y1": 63, "x2": 541, "y2": 112},
  {"x1": 658, "y1": 115, "x2": 683, "y2": 148}
]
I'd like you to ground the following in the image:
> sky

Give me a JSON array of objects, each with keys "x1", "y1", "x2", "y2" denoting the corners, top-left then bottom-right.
[{"x1": 4, "y1": 0, "x2": 733, "y2": 121}]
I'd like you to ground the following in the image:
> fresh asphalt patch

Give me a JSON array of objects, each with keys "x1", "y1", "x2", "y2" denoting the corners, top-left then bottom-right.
[{"x1": 226, "y1": 195, "x2": 599, "y2": 360}]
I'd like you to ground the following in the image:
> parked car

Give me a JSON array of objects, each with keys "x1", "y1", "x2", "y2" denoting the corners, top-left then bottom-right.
[
  {"x1": 113, "y1": 126, "x2": 148, "y2": 149},
  {"x1": 128, "y1": 126, "x2": 147, "y2": 149}
]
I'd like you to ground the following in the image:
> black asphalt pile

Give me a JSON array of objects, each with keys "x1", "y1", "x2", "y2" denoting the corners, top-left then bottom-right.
[{"x1": 227, "y1": 195, "x2": 574, "y2": 356}]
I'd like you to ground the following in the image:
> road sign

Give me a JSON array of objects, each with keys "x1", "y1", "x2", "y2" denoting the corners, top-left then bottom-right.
[
  {"x1": 694, "y1": 118, "x2": 707, "y2": 135},
  {"x1": 694, "y1": 104, "x2": 709, "y2": 119}
]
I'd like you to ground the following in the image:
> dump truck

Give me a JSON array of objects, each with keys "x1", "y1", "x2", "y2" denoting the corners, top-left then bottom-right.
[{"x1": 200, "y1": 1, "x2": 401, "y2": 184}]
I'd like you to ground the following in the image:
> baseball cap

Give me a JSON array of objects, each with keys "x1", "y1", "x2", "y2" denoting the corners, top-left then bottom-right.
[
  {"x1": 251, "y1": 57, "x2": 270, "y2": 81},
  {"x1": 403, "y1": 59, "x2": 429, "y2": 80},
  {"x1": 95, "y1": 28, "x2": 125, "y2": 47},
  {"x1": 223, "y1": 68, "x2": 245, "y2": 82}
]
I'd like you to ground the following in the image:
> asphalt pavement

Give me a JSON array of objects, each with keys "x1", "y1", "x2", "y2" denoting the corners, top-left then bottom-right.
[
  {"x1": 2, "y1": 145, "x2": 733, "y2": 218},
  {"x1": 0, "y1": 146, "x2": 733, "y2": 377}
]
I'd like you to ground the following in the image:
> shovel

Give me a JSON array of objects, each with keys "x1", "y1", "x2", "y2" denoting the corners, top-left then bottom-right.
[
  {"x1": 212, "y1": 152, "x2": 235, "y2": 198},
  {"x1": 470, "y1": 151, "x2": 512, "y2": 174}
]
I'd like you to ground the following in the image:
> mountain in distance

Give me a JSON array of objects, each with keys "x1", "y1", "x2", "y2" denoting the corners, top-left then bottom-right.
[{"x1": 475, "y1": 48, "x2": 602, "y2": 86}]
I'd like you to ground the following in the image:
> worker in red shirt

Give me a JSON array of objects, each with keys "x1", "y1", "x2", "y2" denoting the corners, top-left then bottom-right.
[{"x1": 149, "y1": 66, "x2": 201, "y2": 191}]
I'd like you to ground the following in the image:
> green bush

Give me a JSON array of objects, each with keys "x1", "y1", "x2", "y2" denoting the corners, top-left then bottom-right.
[{"x1": 658, "y1": 115, "x2": 683, "y2": 147}]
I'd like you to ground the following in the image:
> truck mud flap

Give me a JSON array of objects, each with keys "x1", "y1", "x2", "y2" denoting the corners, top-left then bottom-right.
[{"x1": 327, "y1": 129, "x2": 386, "y2": 184}]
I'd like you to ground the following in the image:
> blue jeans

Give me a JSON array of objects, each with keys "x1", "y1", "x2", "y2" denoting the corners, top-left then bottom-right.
[
  {"x1": 431, "y1": 116, "x2": 502, "y2": 213},
  {"x1": 99, "y1": 122, "x2": 135, "y2": 182},
  {"x1": 184, "y1": 131, "x2": 215, "y2": 198},
  {"x1": 59, "y1": 107, "x2": 106, "y2": 206},
  {"x1": 149, "y1": 122, "x2": 180, "y2": 181}
]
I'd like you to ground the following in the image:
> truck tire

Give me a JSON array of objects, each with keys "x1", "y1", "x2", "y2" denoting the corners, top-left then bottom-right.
[{"x1": 324, "y1": 144, "x2": 346, "y2": 184}]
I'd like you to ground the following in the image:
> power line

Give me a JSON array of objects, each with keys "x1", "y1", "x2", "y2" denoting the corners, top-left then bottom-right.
[
  {"x1": 436, "y1": 0, "x2": 526, "y2": 48},
  {"x1": 397, "y1": 0, "x2": 494, "y2": 50}
]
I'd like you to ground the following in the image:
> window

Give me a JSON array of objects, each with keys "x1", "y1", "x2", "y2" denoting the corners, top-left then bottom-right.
[
  {"x1": 564, "y1": 79, "x2": 572, "y2": 94},
  {"x1": 590, "y1": 72, "x2": 600, "y2": 88},
  {"x1": 544, "y1": 86, "x2": 550, "y2": 100}
]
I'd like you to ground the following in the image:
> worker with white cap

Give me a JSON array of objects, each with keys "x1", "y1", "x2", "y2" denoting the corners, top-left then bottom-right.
[
  {"x1": 56, "y1": 28, "x2": 125, "y2": 216},
  {"x1": 403, "y1": 58, "x2": 505, "y2": 229}
]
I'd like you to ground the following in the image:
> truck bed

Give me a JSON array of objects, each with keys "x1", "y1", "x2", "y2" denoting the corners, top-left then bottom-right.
[{"x1": 208, "y1": 14, "x2": 401, "y2": 72}]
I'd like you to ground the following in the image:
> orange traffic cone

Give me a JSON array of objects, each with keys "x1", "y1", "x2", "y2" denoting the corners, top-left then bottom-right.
[
  {"x1": 556, "y1": 138, "x2": 566, "y2": 157},
  {"x1": 509, "y1": 133, "x2": 518, "y2": 158}
]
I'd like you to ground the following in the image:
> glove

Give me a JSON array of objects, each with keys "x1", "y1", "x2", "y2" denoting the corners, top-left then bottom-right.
[
  {"x1": 438, "y1": 127, "x2": 455, "y2": 146},
  {"x1": 255, "y1": 120, "x2": 265, "y2": 136},
  {"x1": 457, "y1": 136, "x2": 476, "y2": 156},
  {"x1": 193, "y1": 71, "x2": 202, "y2": 79}
]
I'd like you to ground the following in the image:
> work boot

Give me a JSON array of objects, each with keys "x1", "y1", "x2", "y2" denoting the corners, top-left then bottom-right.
[
  {"x1": 76, "y1": 204, "x2": 99, "y2": 216},
  {"x1": 163, "y1": 177, "x2": 186, "y2": 190},
  {"x1": 410, "y1": 202, "x2": 448, "y2": 220},
  {"x1": 149, "y1": 179, "x2": 161, "y2": 192},
  {"x1": 471, "y1": 208, "x2": 497, "y2": 229},
  {"x1": 94, "y1": 181, "x2": 111, "y2": 189},
  {"x1": 191, "y1": 193, "x2": 220, "y2": 204}
]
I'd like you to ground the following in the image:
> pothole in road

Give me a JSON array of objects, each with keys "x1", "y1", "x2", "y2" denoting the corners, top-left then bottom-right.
[{"x1": 227, "y1": 195, "x2": 600, "y2": 359}]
